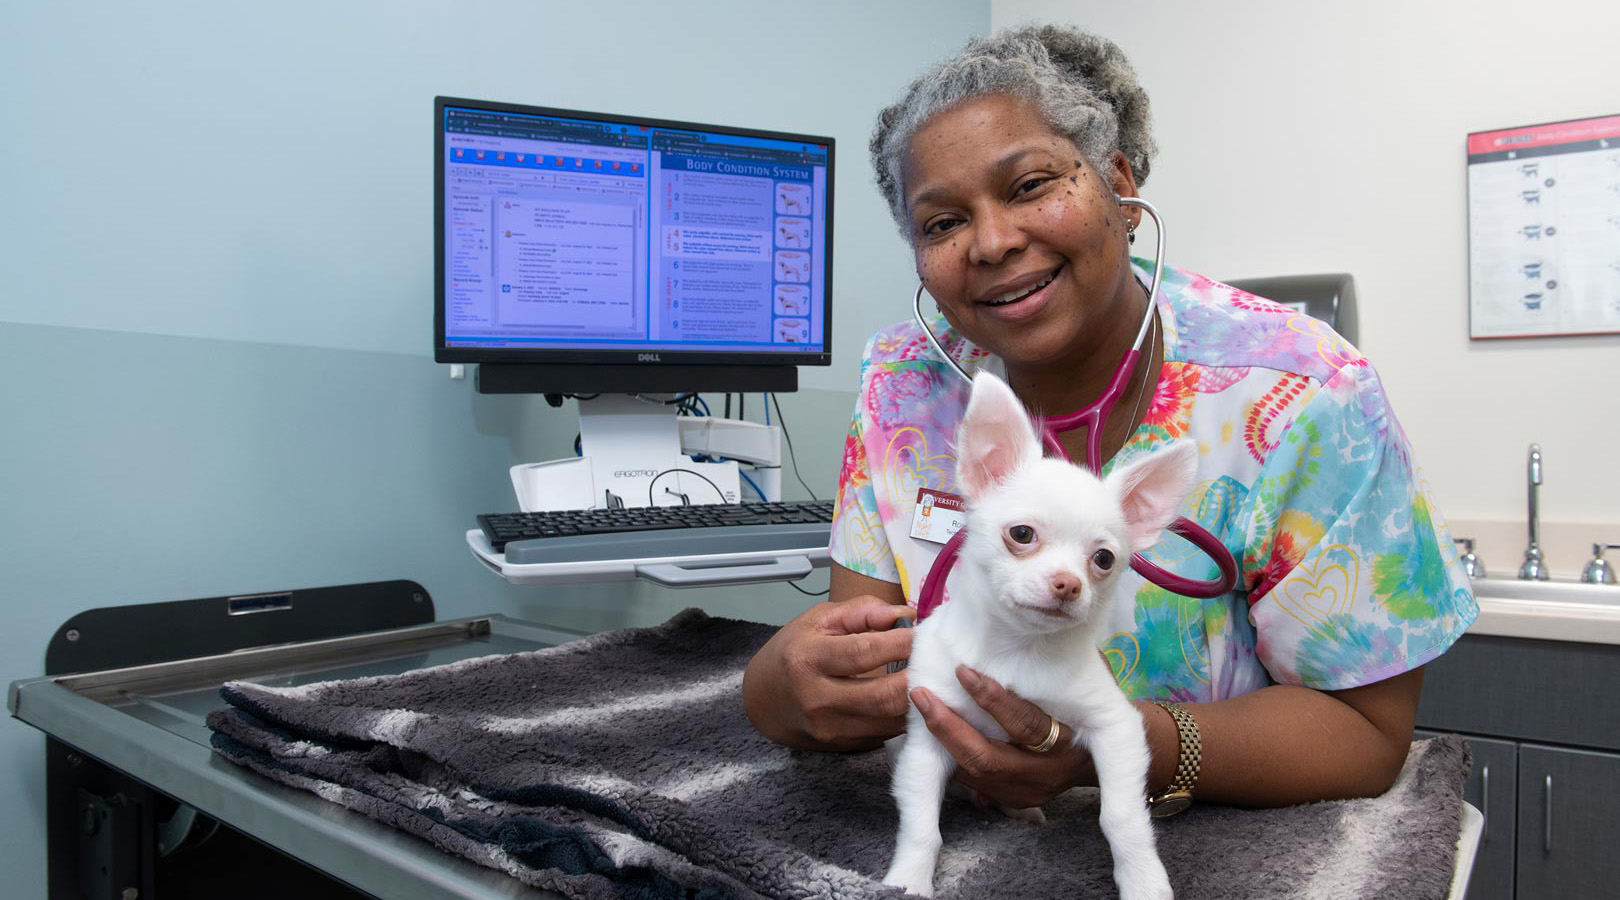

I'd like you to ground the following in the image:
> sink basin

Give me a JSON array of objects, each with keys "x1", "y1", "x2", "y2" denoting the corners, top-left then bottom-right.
[{"x1": 1470, "y1": 578, "x2": 1620, "y2": 605}]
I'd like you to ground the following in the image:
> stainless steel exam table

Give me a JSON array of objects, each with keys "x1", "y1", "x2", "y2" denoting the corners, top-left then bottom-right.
[
  {"x1": 9, "y1": 580, "x2": 582, "y2": 900},
  {"x1": 11, "y1": 579, "x2": 1484, "y2": 900}
]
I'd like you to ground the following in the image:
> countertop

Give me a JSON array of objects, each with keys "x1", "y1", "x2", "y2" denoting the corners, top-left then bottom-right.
[{"x1": 1467, "y1": 579, "x2": 1620, "y2": 645}]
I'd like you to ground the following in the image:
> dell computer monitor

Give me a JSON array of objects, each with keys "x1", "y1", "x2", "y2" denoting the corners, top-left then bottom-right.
[{"x1": 435, "y1": 97, "x2": 834, "y2": 394}]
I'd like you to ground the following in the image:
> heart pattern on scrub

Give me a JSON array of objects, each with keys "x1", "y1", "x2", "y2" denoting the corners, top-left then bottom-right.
[{"x1": 1278, "y1": 548, "x2": 1361, "y2": 626}]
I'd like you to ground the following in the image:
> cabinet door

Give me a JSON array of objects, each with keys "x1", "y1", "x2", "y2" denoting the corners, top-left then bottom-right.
[
  {"x1": 1517, "y1": 744, "x2": 1620, "y2": 897},
  {"x1": 1417, "y1": 731, "x2": 1516, "y2": 900}
]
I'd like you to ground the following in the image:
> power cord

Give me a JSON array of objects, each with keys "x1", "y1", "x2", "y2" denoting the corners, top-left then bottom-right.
[
  {"x1": 647, "y1": 468, "x2": 727, "y2": 506},
  {"x1": 630, "y1": 392, "x2": 696, "y2": 407},
  {"x1": 737, "y1": 468, "x2": 766, "y2": 501},
  {"x1": 769, "y1": 393, "x2": 819, "y2": 501},
  {"x1": 545, "y1": 392, "x2": 600, "y2": 407}
]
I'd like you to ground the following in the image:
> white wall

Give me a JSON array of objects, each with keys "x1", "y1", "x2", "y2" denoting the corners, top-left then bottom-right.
[{"x1": 995, "y1": 0, "x2": 1620, "y2": 566}]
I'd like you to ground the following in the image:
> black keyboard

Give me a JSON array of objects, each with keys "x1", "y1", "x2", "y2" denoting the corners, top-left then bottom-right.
[{"x1": 478, "y1": 499, "x2": 835, "y2": 553}]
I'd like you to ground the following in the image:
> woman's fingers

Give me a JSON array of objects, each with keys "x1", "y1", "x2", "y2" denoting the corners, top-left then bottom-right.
[
  {"x1": 910, "y1": 674, "x2": 1091, "y2": 809},
  {"x1": 744, "y1": 596, "x2": 914, "y2": 750},
  {"x1": 798, "y1": 620, "x2": 913, "y2": 677},
  {"x1": 818, "y1": 593, "x2": 914, "y2": 636},
  {"x1": 796, "y1": 597, "x2": 913, "y2": 677},
  {"x1": 910, "y1": 687, "x2": 1002, "y2": 779},
  {"x1": 954, "y1": 664, "x2": 1067, "y2": 750},
  {"x1": 829, "y1": 668, "x2": 912, "y2": 720},
  {"x1": 786, "y1": 667, "x2": 910, "y2": 749}
]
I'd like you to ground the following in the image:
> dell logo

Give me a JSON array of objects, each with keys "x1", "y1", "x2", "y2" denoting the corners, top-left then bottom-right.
[{"x1": 637, "y1": 353, "x2": 662, "y2": 362}]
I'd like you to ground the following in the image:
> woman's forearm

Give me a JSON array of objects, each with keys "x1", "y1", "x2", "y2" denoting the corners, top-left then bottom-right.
[{"x1": 1137, "y1": 668, "x2": 1424, "y2": 807}]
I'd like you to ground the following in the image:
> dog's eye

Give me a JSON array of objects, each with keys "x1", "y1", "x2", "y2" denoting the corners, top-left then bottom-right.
[
  {"x1": 1007, "y1": 524, "x2": 1037, "y2": 545},
  {"x1": 1092, "y1": 548, "x2": 1116, "y2": 571}
]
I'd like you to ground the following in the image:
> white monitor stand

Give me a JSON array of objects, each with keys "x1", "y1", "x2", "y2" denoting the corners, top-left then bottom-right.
[{"x1": 507, "y1": 394, "x2": 782, "y2": 512}]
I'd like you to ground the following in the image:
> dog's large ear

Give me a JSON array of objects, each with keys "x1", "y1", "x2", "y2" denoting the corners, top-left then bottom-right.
[
  {"x1": 1107, "y1": 441, "x2": 1199, "y2": 550},
  {"x1": 956, "y1": 372, "x2": 1040, "y2": 501}
]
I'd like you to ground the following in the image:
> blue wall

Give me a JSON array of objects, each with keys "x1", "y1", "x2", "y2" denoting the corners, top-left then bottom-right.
[{"x1": 0, "y1": 2, "x2": 989, "y2": 894}]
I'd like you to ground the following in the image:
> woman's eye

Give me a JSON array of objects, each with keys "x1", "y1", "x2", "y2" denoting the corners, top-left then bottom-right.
[
  {"x1": 1014, "y1": 176, "x2": 1052, "y2": 196},
  {"x1": 1007, "y1": 524, "x2": 1037, "y2": 544},
  {"x1": 1092, "y1": 548, "x2": 1115, "y2": 571},
  {"x1": 923, "y1": 217, "x2": 961, "y2": 237}
]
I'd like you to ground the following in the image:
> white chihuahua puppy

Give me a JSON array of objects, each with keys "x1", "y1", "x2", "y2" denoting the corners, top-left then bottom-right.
[{"x1": 883, "y1": 372, "x2": 1195, "y2": 900}]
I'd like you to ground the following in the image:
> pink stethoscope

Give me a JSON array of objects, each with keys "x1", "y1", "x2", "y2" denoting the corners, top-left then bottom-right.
[{"x1": 911, "y1": 196, "x2": 1239, "y2": 620}]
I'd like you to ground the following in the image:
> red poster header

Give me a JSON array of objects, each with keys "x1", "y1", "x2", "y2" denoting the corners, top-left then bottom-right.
[{"x1": 1468, "y1": 114, "x2": 1620, "y2": 155}]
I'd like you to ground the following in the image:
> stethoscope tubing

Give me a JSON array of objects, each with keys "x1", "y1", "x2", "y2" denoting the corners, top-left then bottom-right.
[{"x1": 910, "y1": 196, "x2": 1239, "y2": 617}]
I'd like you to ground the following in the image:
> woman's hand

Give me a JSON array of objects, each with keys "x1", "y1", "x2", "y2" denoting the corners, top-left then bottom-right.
[
  {"x1": 742, "y1": 595, "x2": 914, "y2": 751},
  {"x1": 910, "y1": 665, "x2": 1095, "y2": 809}
]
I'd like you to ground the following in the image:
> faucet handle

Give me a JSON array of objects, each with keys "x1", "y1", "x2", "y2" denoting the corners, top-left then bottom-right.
[
  {"x1": 1455, "y1": 537, "x2": 1487, "y2": 580},
  {"x1": 1581, "y1": 543, "x2": 1620, "y2": 585}
]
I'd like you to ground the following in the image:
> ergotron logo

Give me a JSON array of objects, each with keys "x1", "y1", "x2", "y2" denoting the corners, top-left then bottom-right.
[
  {"x1": 614, "y1": 470, "x2": 659, "y2": 478},
  {"x1": 637, "y1": 353, "x2": 662, "y2": 362}
]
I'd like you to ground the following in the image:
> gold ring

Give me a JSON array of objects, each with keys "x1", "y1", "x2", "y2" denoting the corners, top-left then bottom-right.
[{"x1": 1021, "y1": 716, "x2": 1061, "y2": 754}]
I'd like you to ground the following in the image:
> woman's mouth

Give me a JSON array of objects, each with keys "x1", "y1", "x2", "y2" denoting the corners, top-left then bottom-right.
[{"x1": 982, "y1": 266, "x2": 1062, "y2": 312}]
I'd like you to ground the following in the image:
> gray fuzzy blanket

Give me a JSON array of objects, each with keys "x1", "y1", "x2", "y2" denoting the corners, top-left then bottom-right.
[{"x1": 207, "y1": 609, "x2": 1469, "y2": 900}]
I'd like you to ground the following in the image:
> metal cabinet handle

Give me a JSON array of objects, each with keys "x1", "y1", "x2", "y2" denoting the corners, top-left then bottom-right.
[
  {"x1": 1480, "y1": 765, "x2": 1489, "y2": 826},
  {"x1": 1543, "y1": 774, "x2": 1553, "y2": 852}
]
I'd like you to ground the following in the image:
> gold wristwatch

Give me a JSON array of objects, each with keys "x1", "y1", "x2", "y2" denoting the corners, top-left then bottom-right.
[{"x1": 1147, "y1": 701, "x2": 1200, "y2": 818}]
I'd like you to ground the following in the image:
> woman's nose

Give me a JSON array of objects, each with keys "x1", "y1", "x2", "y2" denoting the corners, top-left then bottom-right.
[{"x1": 968, "y1": 207, "x2": 1026, "y2": 266}]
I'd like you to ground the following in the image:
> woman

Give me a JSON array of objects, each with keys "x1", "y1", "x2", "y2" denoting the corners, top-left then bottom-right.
[{"x1": 742, "y1": 26, "x2": 1477, "y2": 811}]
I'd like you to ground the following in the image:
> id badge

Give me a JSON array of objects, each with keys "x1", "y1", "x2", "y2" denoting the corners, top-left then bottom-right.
[{"x1": 909, "y1": 488, "x2": 966, "y2": 545}]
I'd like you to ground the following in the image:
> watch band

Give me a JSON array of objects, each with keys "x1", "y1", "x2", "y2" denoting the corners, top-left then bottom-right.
[{"x1": 1147, "y1": 701, "x2": 1201, "y2": 817}]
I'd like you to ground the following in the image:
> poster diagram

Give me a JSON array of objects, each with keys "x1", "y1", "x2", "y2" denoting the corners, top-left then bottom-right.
[{"x1": 1468, "y1": 114, "x2": 1620, "y2": 339}]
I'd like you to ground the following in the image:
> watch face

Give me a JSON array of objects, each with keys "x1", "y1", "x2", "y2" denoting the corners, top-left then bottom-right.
[{"x1": 1149, "y1": 792, "x2": 1193, "y2": 818}]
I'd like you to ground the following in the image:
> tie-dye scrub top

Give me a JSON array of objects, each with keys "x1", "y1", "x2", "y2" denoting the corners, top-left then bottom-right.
[{"x1": 829, "y1": 265, "x2": 1478, "y2": 701}]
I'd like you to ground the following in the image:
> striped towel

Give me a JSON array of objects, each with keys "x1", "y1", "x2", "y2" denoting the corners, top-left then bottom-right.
[{"x1": 208, "y1": 609, "x2": 1469, "y2": 900}]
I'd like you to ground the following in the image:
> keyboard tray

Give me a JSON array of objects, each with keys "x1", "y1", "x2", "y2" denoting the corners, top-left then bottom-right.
[
  {"x1": 503, "y1": 522, "x2": 832, "y2": 564},
  {"x1": 466, "y1": 525, "x2": 831, "y2": 587}
]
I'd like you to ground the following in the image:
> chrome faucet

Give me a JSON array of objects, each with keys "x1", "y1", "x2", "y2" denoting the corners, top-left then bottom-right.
[
  {"x1": 1582, "y1": 544, "x2": 1619, "y2": 585},
  {"x1": 1454, "y1": 538, "x2": 1486, "y2": 579},
  {"x1": 1518, "y1": 443, "x2": 1549, "y2": 581}
]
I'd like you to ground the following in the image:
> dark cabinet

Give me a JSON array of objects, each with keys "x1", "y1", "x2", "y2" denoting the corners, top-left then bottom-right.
[
  {"x1": 1515, "y1": 744, "x2": 1620, "y2": 897},
  {"x1": 1416, "y1": 633, "x2": 1620, "y2": 900},
  {"x1": 1414, "y1": 729, "x2": 1515, "y2": 900},
  {"x1": 1462, "y1": 735, "x2": 1516, "y2": 900}
]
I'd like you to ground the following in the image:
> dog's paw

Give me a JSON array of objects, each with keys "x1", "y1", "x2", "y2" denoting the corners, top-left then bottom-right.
[
  {"x1": 1115, "y1": 865, "x2": 1173, "y2": 900},
  {"x1": 882, "y1": 862, "x2": 936, "y2": 897}
]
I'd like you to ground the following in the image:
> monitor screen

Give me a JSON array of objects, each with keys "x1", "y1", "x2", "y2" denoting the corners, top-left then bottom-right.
[{"x1": 435, "y1": 97, "x2": 833, "y2": 373}]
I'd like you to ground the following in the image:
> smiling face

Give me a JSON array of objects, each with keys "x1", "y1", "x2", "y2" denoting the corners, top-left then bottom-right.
[{"x1": 901, "y1": 93, "x2": 1142, "y2": 372}]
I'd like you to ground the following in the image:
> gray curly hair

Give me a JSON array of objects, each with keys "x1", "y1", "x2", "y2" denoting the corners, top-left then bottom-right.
[{"x1": 870, "y1": 25, "x2": 1156, "y2": 241}]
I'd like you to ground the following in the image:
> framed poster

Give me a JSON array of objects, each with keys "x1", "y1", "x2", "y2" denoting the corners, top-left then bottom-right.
[{"x1": 1467, "y1": 114, "x2": 1620, "y2": 339}]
